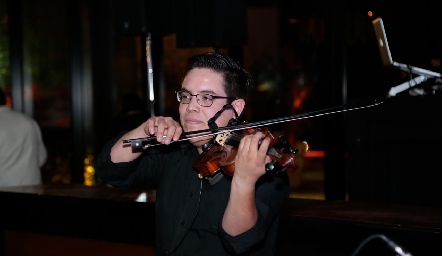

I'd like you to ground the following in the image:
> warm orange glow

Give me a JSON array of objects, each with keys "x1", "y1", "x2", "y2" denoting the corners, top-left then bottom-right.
[
  {"x1": 288, "y1": 18, "x2": 297, "y2": 24},
  {"x1": 6, "y1": 95, "x2": 12, "y2": 107},
  {"x1": 368, "y1": 11, "x2": 373, "y2": 17},
  {"x1": 431, "y1": 58, "x2": 441, "y2": 67},
  {"x1": 0, "y1": 14, "x2": 8, "y2": 24},
  {"x1": 83, "y1": 155, "x2": 95, "y2": 186},
  {"x1": 292, "y1": 89, "x2": 309, "y2": 109},
  {"x1": 304, "y1": 150, "x2": 324, "y2": 158}
]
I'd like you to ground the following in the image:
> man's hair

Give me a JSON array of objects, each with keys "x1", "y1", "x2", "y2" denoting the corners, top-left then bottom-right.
[
  {"x1": 0, "y1": 87, "x2": 6, "y2": 105},
  {"x1": 183, "y1": 52, "x2": 252, "y2": 103}
]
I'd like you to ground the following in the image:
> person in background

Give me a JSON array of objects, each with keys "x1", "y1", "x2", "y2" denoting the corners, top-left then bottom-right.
[
  {"x1": 0, "y1": 87, "x2": 47, "y2": 187},
  {"x1": 96, "y1": 52, "x2": 291, "y2": 255}
]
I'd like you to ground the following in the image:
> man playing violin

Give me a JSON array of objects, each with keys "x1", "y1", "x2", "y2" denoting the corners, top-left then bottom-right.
[{"x1": 96, "y1": 52, "x2": 291, "y2": 255}]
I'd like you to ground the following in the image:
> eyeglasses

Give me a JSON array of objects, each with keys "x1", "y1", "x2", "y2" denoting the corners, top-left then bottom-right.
[{"x1": 176, "y1": 91, "x2": 235, "y2": 107}]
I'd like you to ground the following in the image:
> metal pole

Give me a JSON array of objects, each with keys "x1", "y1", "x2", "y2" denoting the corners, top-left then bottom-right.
[{"x1": 146, "y1": 33, "x2": 155, "y2": 116}]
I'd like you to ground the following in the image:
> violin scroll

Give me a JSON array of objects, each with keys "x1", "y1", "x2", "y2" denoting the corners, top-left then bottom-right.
[{"x1": 265, "y1": 135, "x2": 298, "y2": 173}]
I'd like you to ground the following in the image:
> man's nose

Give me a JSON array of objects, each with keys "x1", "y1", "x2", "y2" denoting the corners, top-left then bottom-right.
[{"x1": 186, "y1": 95, "x2": 200, "y2": 110}]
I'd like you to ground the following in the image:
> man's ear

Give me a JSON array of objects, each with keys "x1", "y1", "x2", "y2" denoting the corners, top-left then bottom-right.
[{"x1": 232, "y1": 99, "x2": 245, "y2": 117}]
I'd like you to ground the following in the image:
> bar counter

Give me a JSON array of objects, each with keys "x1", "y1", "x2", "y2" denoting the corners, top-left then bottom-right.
[
  {"x1": 0, "y1": 184, "x2": 156, "y2": 256},
  {"x1": 1, "y1": 184, "x2": 441, "y2": 255}
]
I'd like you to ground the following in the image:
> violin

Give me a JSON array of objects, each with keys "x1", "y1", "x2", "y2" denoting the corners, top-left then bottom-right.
[
  {"x1": 192, "y1": 127, "x2": 299, "y2": 178},
  {"x1": 122, "y1": 99, "x2": 383, "y2": 177}
]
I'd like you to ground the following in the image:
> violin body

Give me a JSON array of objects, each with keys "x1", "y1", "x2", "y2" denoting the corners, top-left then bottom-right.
[
  {"x1": 193, "y1": 127, "x2": 299, "y2": 178},
  {"x1": 193, "y1": 143, "x2": 237, "y2": 177}
]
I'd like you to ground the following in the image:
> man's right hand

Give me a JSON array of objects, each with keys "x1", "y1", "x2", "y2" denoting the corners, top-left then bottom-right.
[
  {"x1": 143, "y1": 116, "x2": 183, "y2": 145},
  {"x1": 110, "y1": 116, "x2": 182, "y2": 163}
]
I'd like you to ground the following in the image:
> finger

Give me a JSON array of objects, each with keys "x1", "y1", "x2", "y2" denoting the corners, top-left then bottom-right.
[
  {"x1": 156, "y1": 127, "x2": 166, "y2": 142},
  {"x1": 142, "y1": 122, "x2": 149, "y2": 137},
  {"x1": 161, "y1": 119, "x2": 183, "y2": 144},
  {"x1": 172, "y1": 125, "x2": 183, "y2": 142},
  {"x1": 250, "y1": 132, "x2": 269, "y2": 163},
  {"x1": 152, "y1": 118, "x2": 168, "y2": 142},
  {"x1": 163, "y1": 127, "x2": 177, "y2": 145},
  {"x1": 156, "y1": 118, "x2": 167, "y2": 131},
  {"x1": 163, "y1": 126, "x2": 174, "y2": 144},
  {"x1": 147, "y1": 118, "x2": 158, "y2": 135},
  {"x1": 239, "y1": 134, "x2": 252, "y2": 153},
  {"x1": 251, "y1": 132, "x2": 265, "y2": 150},
  {"x1": 258, "y1": 137, "x2": 271, "y2": 156}
]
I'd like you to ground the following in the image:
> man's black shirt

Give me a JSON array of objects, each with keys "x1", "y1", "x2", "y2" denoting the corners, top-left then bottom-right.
[{"x1": 96, "y1": 135, "x2": 290, "y2": 255}]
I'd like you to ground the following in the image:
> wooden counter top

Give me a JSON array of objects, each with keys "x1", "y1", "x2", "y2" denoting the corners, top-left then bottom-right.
[
  {"x1": 1, "y1": 184, "x2": 441, "y2": 255},
  {"x1": 0, "y1": 184, "x2": 156, "y2": 246}
]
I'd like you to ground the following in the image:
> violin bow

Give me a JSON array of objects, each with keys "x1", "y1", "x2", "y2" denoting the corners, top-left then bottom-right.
[{"x1": 123, "y1": 98, "x2": 383, "y2": 149}]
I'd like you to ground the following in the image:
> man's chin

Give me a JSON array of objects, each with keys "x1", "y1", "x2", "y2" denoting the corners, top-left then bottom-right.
[{"x1": 185, "y1": 125, "x2": 208, "y2": 133}]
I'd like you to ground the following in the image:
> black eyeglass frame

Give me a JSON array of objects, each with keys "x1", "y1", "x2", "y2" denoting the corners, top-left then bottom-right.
[{"x1": 176, "y1": 90, "x2": 235, "y2": 107}]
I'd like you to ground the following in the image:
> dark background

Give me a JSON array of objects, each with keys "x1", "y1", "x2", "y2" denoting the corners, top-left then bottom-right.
[{"x1": 2, "y1": 0, "x2": 441, "y2": 207}]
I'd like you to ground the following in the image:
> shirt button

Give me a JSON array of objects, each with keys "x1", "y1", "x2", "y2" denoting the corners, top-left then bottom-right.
[{"x1": 189, "y1": 192, "x2": 193, "y2": 197}]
